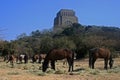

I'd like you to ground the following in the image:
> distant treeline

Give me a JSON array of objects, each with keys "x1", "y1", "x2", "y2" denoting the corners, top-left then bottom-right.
[{"x1": 0, "y1": 23, "x2": 120, "y2": 59}]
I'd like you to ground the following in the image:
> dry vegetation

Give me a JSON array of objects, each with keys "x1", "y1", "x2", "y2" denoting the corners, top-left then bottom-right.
[{"x1": 0, "y1": 58, "x2": 120, "y2": 80}]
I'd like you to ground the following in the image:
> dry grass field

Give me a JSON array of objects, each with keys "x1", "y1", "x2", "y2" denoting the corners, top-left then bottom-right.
[{"x1": 0, "y1": 58, "x2": 120, "y2": 80}]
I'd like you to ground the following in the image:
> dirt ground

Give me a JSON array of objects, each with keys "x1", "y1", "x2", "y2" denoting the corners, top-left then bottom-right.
[{"x1": 0, "y1": 58, "x2": 120, "y2": 80}]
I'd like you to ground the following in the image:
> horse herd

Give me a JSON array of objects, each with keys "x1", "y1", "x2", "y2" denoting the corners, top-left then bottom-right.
[
  {"x1": 4, "y1": 48, "x2": 114, "y2": 72},
  {"x1": 5, "y1": 53, "x2": 46, "y2": 66}
]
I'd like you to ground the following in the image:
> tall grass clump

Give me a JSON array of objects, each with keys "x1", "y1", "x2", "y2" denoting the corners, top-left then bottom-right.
[
  {"x1": 37, "y1": 71, "x2": 46, "y2": 76},
  {"x1": 89, "y1": 69, "x2": 100, "y2": 75},
  {"x1": 107, "y1": 65, "x2": 120, "y2": 73},
  {"x1": 54, "y1": 69, "x2": 65, "y2": 74},
  {"x1": 46, "y1": 69, "x2": 55, "y2": 74}
]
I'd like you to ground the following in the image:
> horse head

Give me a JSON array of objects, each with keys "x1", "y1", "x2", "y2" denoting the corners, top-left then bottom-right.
[
  {"x1": 42, "y1": 60, "x2": 49, "y2": 72},
  {"x1": 109, "y1": 59, "x2": 114, "y2": 69}
]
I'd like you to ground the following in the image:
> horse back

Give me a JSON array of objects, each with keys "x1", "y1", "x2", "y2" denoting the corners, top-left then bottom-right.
[
  {"x1": 97, "y1": 48, "x2": 110, "y2": 58},
  {"x1": 46, "y1": 48, "x2": 73, "y2": 60}
]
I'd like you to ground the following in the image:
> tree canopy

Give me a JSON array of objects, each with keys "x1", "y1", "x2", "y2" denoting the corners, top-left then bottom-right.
[{"x1": 1, "y1": 23, "x2": 120, "y2": 59}]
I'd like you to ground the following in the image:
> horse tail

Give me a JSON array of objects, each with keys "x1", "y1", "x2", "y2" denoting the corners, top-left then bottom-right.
[{"x1": 71, "y1": 50, "x2": 75, "y2": 71}]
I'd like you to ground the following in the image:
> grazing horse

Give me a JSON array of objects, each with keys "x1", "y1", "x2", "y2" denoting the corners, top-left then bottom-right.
[
  {"x1": 17, "y1": 53, "x2": 28, "y2": 64},
  {"x1": 89, "y1": 48, "x2": 114, "y2": 69},
  {"x1": 32, "y1": 54, "x2": 46, "y2": 63},
  {"x1": 32, "y1": 54, "x2": 41, "y2": 63},
  {"x1": 6, "y1": 54, "x2": 15, "y2": 67},
  {"x1": 42, "y1": 48, "x2": 74, "y2": 72},
  {"x1": 4, "y1": 55, "x2": 9, "y2": 62}
]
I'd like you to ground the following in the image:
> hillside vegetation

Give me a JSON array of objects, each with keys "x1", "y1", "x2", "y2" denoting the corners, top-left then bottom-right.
[{"x1": 0, "y1": 23, "x2": 120, "y2": 59}]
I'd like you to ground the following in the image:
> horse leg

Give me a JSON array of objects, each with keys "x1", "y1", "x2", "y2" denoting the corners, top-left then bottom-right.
[
  {"x1": 67, "y1": 58, "x2": 73, "y2": 72},
  {"x1": 6, "y1": 60, "x2": 9, "y2": 63},
  {"x1": 51, "y1": 60, "x2": 55, "y2": 70},
  {"x1": 16, "y1": 57, "x2": 18, "y2": 63},
  {"x1": 19, "y1": 58, "x2": 22, "y2": 64},
  {"x1": 104, "y1": 59, "x2": 108, "y2": 70},
  {"x1": 32, "y1": 57, "x2": 35, "y2": 63},
  {"x1": 71, "y1": 59, "x2": 74, "y2": 71},
  {"x1": 109, "y1": 59, "x2": 114, "y2": 69},
  {"x1": 109, "y1": 55, "x2": 114, "y2": 69},
  {"x1": 12, "y1": 62, "x2": 14, "y2": 68},
  {"x1": 38, "y1": 58, "x2": 42, "y2": 64},
  {"x1": 34, "y1": 59, "x2": 36, "y2": 63},
  {"x1": 92, "y1": 58, "x2": 96, "y2": 69},
  {"x1": 89, "y1": 57, "x2": 92, "y2": 68},
  {"x1": 24, "y1": 59, "x2": 27, "y2": 64},
  {"x1": 4, "y1": 56, "x2": 6, "y2": 61},
  {"x1": 89, "y1": 52, "x2": 92, "y2": 68}
]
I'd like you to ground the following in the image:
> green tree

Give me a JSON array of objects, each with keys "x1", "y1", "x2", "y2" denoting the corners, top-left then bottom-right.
[
  {"x1": 53, "y1": 37, "x2": 76, "y2": 50},
  {"x1": 40, "y1": 36, "x2": 53, "y2": 53}
]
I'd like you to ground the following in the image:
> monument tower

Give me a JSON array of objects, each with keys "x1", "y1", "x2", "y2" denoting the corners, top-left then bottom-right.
[{"x1": 53, "y1": 9, "x2": 78, "y2": 32}]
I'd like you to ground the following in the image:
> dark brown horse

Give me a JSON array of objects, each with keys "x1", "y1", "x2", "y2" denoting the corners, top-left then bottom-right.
[
  {"x1": 89, "y1": 48, "x2": 114, "y2": 69},
  {"x1": 42, "y1": 48, "x2": 74, "y2": 72}
]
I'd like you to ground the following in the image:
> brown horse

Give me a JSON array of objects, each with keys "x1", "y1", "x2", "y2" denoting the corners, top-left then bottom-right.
[
  {"x1": 32, "y1": 54, "x2": 46, "y2": 63},
  {"x1": 6, "y1": 54, "x2": 15, "y2": 67},
  {"x1": 42, "y1": 48, "x2": 74, "y2": 72},
  {"x1": 89, "y1": 48, "x2": 114, "y2": 69}
]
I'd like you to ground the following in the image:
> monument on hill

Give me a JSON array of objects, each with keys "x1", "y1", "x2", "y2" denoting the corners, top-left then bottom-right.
[{"x1": 53, "y1": 9, "x2": 78, "y2": 33}]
